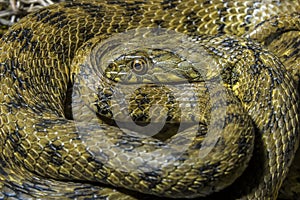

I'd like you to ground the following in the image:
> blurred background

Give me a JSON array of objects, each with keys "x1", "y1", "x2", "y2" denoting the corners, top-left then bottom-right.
[{"x1": 0, "y1": 0, "x2": 72, "y2": 37}]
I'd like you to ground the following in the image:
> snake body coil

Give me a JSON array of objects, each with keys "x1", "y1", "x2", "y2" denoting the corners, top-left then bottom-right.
[{"x1": 0, "y1": 0, "x2": 300, "y2": 199}]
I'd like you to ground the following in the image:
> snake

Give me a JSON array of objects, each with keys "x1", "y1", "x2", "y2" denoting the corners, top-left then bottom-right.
[{"x1": 0, "y1": 0, "x2": 300, "y2": 199}]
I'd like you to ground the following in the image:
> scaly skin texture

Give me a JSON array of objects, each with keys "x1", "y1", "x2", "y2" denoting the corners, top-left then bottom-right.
[{"x1": 0, "y1": 0, "x2": 299, "y2": 199}]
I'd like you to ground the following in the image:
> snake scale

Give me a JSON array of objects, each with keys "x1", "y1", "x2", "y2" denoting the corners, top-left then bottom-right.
[{"x1": 0, "y1": 0, "x2": 300, "y2": 199}]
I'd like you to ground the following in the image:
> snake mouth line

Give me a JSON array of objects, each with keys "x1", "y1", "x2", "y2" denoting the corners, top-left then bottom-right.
[{"x1": 111, "y1": 80, "x2": 207, "y2": 85}]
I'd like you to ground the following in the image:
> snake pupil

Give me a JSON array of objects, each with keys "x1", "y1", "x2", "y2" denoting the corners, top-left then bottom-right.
[
  {"x1": 134, "y1": 62, "x2": 142, "y2": 70},
  {"x1": 130, "y1": 58, "x2": 148, "y2": 75}
]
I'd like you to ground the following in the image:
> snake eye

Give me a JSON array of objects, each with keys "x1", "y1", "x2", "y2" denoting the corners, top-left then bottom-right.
[{"x1": 129, "y1": 58, "x2": 148, "y2": 75}]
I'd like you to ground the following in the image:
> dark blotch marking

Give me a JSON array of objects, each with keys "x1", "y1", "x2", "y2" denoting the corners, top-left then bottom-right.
[
  {"x1": 34, "y1": 8, "x2": 68, "y2": 29},
  {"x1": 282, "y1": 36, "x2": 300, "y2": 60},
  {"x1": 64, "y1": 2, "x2": 105, "y2": 18},
  {"x1": 135, "y1": 93, "x2": 151, "y2": 110},
  {"x1": 8, "y1": 127, "x2": 28, "y2": 159},
  {"x1": 2, "y1": 27, "x2": 41, "y2": 55},
  {"x1": 34, "y1": 9, "x2": 50, "y2": 21},
  {"x1": 237, "y1": 133, "x2": 252, "y2": 155},
  {"x1": 35, "y1": 118, "x2": 71, "y2": 167},
  {"x1": 5, "y1": 93, "x2": 46, "y2": 116},
  {"x1": 48, "y1": 12, "x2": 67, "y2": 26},
  {"x1": 5, "y1": 59, "x2": 29, "y2": 91},
  {"x1": 40, "y1": 11, "x2": 66, "y2": 26},
  {"x1": 202, "y1": 0, "x2": 211, "y2": 5},
  {"x1": 44, "y1": 142, "x2": 64, "y2": 167},
  {"x1": 5, "y1": 28, "x2": 33, "y2": 53},
  {"x1": 29, "y1": 41, "x2": 40, "y2": 54},
  {"x1": 224, "y1": 113, "x2": 240, "y2": 125},
  {"x1": 23, "y1": 182, "x2": 54, "y2": 192},
  {"x1": 0, "y1": 159, "x2": 8, "y2": 177},
  {"x1": 131, "y1": 114, "x2": 149, "y2": 122},
  {"x1": 216, "y1": 7, "x2": 228, "y2": 34},
  {"x1": 183, "y1": 11, "x2": 201, "y2": 34},
  {"x1": 106, "y1": 0, "x2": 144, "y2": 5},
  {"x1": 141, "y1": 171, "x2": 161, "y2": 189},
  {"x1": 198, "y1": 162, "x2": 221, "y2": 182},
  {"x1": 110, "y1": 1, "x2": 145, "y2": 19},
  {"x1": 96, "y1": 90, "x2": 114, "y2": 117},
  {"x1": 116, "y1": 135, "x2": 144, "y2": 151},
  {"x1": 247, "y1": 51, "x2": 263, "y2": 77},
  {"x1": 221, "y1": 37, "x2": 239, "y2": 48},
  {"x1": 153, "y1": 19, "x2": 165, "y2": 26},
  {"x1": 161, "y1": 0, "x2": 179, "y2": 10}
]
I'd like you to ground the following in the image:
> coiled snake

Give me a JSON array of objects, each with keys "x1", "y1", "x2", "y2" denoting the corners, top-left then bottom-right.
[{"x1": 0, "y1": 0, "x2": 300, "y2": 199}]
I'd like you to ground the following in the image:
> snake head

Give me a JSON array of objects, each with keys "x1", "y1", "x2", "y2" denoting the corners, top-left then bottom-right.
[{"x1": 104, "y1": 48, "x2": 203, "y2": 84}]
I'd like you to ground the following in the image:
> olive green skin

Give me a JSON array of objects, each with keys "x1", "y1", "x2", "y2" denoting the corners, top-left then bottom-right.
[{"x1": 0, "y1": 1, "x2": 299, "y2": 199}]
